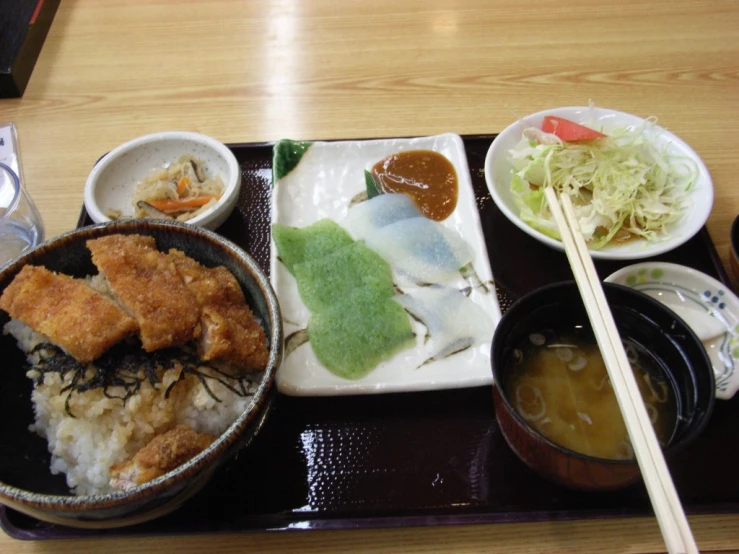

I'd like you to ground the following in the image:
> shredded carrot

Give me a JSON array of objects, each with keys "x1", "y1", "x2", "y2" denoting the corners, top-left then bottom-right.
[
  {"x1": 176, "y1": 177, "x2": 191, "y2": 196},
  {"x1": 148, "y1": 196, "x2": 218, "y2": 213}
]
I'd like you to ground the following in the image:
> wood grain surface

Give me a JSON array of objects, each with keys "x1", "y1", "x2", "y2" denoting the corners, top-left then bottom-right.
[{"x1": 1, "y1": 0, "x2": 739, "y2": 551}]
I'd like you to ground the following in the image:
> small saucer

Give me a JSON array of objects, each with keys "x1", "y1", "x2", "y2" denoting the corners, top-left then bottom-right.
[{"x1": 605, "y1": 262, "x2": 739, "y2": 400}]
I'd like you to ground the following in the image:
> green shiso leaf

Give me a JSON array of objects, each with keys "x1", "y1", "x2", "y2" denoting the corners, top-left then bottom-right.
[
  {"x1": 365, "y1": 170, "x2": 381, "y2": 199},
  {"x1": 272, "y1": 139, "x2": 313, "y2": 183}
]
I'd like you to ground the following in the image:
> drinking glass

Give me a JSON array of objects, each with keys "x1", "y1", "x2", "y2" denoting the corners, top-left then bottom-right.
[{"x1": 0, "y1": 162, "x2": 44, "y2": 267}]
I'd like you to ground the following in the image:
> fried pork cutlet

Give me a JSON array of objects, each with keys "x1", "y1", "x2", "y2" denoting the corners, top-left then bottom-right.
[
  {"x1": 168, "y1": 249, "x2": 269, "y2": 372},
  {"x1": 0, "y1": 265, "x2": 138, "y2": 363},
  {"x1": 109, "y1": 425, "x2": 216, "y2": 490},
  {"x1": 86, "y1": 234, "x2": 200, "y2": 352}
]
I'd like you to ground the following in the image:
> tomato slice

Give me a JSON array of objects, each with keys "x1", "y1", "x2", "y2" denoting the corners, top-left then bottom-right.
[{"x1": 541, "y1": 115, "x2": 607, "y2": 141}]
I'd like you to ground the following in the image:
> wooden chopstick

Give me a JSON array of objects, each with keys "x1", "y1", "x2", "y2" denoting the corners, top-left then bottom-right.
[{"x1": 543, "y1": 187, "x2": 698, "y2": 554}]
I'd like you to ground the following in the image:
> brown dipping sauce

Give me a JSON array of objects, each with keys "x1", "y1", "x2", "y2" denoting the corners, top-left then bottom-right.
[{"x1": 371, "y1": 150, "x2": 458, "y2": 221}]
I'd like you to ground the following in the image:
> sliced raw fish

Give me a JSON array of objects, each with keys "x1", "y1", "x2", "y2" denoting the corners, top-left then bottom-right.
[
  {"x1": 363, "y1": 217, "x2": 473, "y2": 284},
  {"x1": 342, "y1": 193, "x2": 421, "y2": 240},
  {"x1": 660, "y1": 300, "x2": 727, "y2": 342},
  {"x1": 395, "y1": 286, "x2": 494, "y2": 360}
]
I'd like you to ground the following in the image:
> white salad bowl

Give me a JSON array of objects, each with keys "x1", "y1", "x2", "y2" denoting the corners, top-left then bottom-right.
[
  {"x1": 484, "y1": 106, "x2": 714, "y2": 260},
  {"x1": 84, "y1": 131, "x2": 241, "y2": 231}
]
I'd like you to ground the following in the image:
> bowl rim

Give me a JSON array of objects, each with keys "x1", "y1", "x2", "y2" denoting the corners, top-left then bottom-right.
[
  {"x1": 731, "y1": 214, "x2": 739, "y2": 257},
  {"x1": 490, "y1": 280, "x2": 716, "y2": 466},
  {"x1": 83, "y1": 131, "x2": 241, "y2": 228},
  {"x1": 483, "y1": 105, "x2": 714, "y2": 261},
  {"x1": 0, "y1": 219, "x2": 283, "y2": 511}
]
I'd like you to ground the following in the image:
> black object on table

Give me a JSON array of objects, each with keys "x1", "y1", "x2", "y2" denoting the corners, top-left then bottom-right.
[{"x1": 0, "y1": 0, "x2": 60, "y2": 98}]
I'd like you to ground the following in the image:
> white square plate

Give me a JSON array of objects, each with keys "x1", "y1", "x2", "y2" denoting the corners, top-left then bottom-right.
[{"x1": 271, "y1": 133, "x2": 501, "y2": 396}]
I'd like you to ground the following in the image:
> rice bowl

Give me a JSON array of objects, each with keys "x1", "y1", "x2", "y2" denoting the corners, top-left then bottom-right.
[
  {"x1": 6, "y1": 318, "x2": 259, "y2": 496},
  {"x1": 0, "y1": 220, "x2": 282, "y2": 528}
]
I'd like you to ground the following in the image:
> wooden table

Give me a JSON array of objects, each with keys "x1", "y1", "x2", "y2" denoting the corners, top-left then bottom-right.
[{"x1": 2, "y1": 0, "x2": 739, "y2": 552}]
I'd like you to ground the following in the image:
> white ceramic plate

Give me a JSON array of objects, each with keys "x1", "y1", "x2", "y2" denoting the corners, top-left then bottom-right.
[
  {"x1": 484, "y1": 106, "x2": 713, "y2": 260},
  {"x1": 271, "y1": 133, "x2": 502, "y2": 396},
  {"x1": 605, "y1": 262, "x2": 739, "y2": 399}
]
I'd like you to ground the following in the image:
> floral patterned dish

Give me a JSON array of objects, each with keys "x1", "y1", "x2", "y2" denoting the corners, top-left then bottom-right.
[{"x1": 605, "y1": 262, "x2": 739, "y2": 399}]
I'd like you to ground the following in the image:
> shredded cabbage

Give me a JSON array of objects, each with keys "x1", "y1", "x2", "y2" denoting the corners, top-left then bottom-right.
[{"x1": 507, "y1": 118, "x2": 698, "y2": 249}]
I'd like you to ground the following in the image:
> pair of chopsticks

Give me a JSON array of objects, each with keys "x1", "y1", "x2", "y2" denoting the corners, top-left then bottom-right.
[{"x1": 544, "y1": 187, "x2": 698, "y2": 554}]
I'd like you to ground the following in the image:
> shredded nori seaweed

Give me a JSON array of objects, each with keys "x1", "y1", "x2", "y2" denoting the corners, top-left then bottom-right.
[{"x1": 28, "y1": 341, "x2": 257, "y2": 418}]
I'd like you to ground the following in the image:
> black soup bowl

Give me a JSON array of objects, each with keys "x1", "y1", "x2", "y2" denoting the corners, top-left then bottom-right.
[
  {"x1": 0, "y1": 220, "x2": 283, "y2": 528},
  {"x1": 490, "y1": 281, "x2": 715, "y2": 491}
]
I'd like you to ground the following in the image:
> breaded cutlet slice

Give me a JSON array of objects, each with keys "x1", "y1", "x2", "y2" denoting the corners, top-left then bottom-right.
[
  {"x1": 169, "y1": 248, "x2": 269, "y2": 372},
  {"x1": 86, "y1": 234, "x2": 200, "y2": 352},
  {"x1": 0, "y1": 265, "x2": 138, "y2": 363},
  {"x1": 109, "y1": 425, "x2": 216, "y2": 490}
]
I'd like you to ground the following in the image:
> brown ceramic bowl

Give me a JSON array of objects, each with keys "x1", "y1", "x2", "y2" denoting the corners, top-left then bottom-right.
[
  {"x1": 0, "y1": 220, "x2": 283, "y2": 528},
  {"x1": 490, "y1": 281, "x2": 715, "y2": 491}
]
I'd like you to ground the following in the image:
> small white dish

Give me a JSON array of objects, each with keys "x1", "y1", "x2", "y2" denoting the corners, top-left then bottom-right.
[
  {"x1": 605, "y1": 262, "x2": 739, "y2": 399},
  {"x1": 84, "y1": 131, "x2": 241, "y2": 230},
  {"x1": 271, "y1": 133, "x2": 502, "y2": 396},
  {"x1": 484, "y1": 106, "x2": 713, "y2": 260}
]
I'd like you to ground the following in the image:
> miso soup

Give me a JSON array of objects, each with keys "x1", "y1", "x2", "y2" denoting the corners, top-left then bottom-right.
[{"x1": 504, "y1": 330, "x2": 677, "y2": 460}]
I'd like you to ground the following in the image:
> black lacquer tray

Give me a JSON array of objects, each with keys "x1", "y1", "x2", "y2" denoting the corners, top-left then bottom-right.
[{"x1": 2, "y1": 135, "x2": 738, "y2": 540}]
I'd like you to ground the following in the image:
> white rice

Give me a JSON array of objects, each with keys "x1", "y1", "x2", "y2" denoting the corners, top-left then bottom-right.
[{"x1": 3, "y1": 319, "x2": 260, "y2": 496}]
